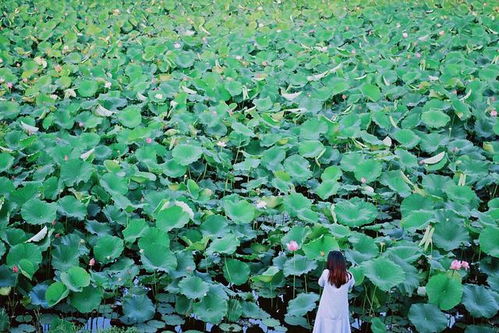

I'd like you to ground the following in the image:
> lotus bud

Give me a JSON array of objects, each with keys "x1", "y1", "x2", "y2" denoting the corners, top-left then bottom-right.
[
  {"x1": 174, "y1": 42, "x2": 181, "y2": 49},
  {"x1": 417, "y1": 286, "x2": 426, "y2": 296},
  {"x1": 89, "y1": 258, "x2": 95, "y2": 266},
  {"x1": 154, "y1": 93, "x2": 163, "y2": 99},
  {"x1": 12, "y1": 266, "x2": 18, "y2": 273},
  {"x1": 490, "y1": 110, "x2": 497, "y2": 117},
  {"x1": 6, "y1": 82, "x2": 12, "y2": 89},
  {"x1": 146, "y1": 137, "x2": 153, "y2": 144},
  {"x1": 78, "y1": 122, "x2": 84, "y2": 127},
  {"x1": 286, "y1": 240, "x2": 299, "y2": 252},
  {"x1": 402, "y1": 32, "x2": 408, "y2": 38},
  {"x1": 460, "y1": 261, "x2": 470, "y2": 270},
  {"x1": 439, "y1": 30, "x2": 445, "y2": 36},
  {"x1": 342, "y1": 94, "x2": 347, "y2": 100},
  {"x1": 64, "y1": 155, "x2": 69, "y2": 161},
  {"x1": 360, "y1": 177, "x2": 367, "y2": 184}
]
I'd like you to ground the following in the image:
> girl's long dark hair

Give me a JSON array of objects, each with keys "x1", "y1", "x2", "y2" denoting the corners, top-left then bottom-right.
[{"x1": 327, "y1": 250, "x2": 351, "y2": 288}]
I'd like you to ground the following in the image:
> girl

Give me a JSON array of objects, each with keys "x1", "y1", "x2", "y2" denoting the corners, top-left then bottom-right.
[{"x1": 312, "y1": 250, "x2": 355, "y2": 333}]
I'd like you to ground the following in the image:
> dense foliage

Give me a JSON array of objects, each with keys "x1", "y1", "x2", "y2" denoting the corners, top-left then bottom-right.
[{"x1": 0, "y1": 0, "x2": 498, "y2": 332}]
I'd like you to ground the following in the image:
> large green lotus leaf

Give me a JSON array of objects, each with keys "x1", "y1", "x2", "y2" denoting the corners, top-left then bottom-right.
[
  {"x1": 479, "y1": 226, "x2": 499, "y2": 258},
  {"x1": 60, "y1": 159, "x2": 94, "y2": 186},
  {"x1": 370, "y1": 317, "x2": 387, "y2": 333},
  {"x1": 284, "y1": 155, "x2": 312, "y2": 182},
  {"x1": 193, "y1": 288, "x2": 228, "y2": 324},
  {"x1": 94, "y1": 235, "x2": 124, "y2": 264},
  {"x1": 379, "y1": 170, "x2": 412, "y2": 196},
  {"x1": 444, "y1": 183, "x2": 479, "y2": 205},
  {"x1": 299, "y1": 118, "x2": 328, "y2": 140},
  {"x1": 21, "y1": 198, "x2": 57, "y2": 225},
  {"x1": 200, "y1": 215, "x2": 228, "y2": 236},
  {"x1": 155, "y1": 205, "x2": 190, "y2": 231},
  {"x1": 421, "y1": 110, "x2": 450, "y2": 128},
  {"x1": 384, "y1": 242, "x2": 422, "y2": 263},
  {"x1": 122, "y1": 294, "x2": 155, "y2": 323},
  {"x1": 0, "y1": 100, "x2": 20, "y2": 120},
  {"x1": 393, "y1": 129, "x2": 420, "y2": 148},
  {"x1": 60, "y1": 266, "x2": 90, "y2": 292},
  {"x1": 100, "y1": 173, "x2": 128, "y2": 195},
  {"x1": 163, "y1": 159, "x2": 187, "y2": 177},
  {"x1": 140, "y1": 243, "x2": 177, "y2": 272},
  {"x1": 207, "y1": 234, "x2": 239, "y2": 255},
  {"x1": 426, "y1": 273, "x2": 463, "y2": 310},
  {"x1": 349, "y1": 233, "x2": 379, "y2": 263},
  {"x1": 465, "y1": 326, "x2": 497, "y2": 333},
  {"x1": 433, "y1": 219, "x2": 470, "y2": 251},
  {"x1": 408, "y1": 303, "x2": 447, "y2": 333},
  {"x1": 225, "y1": 80, "x2": 243, "y2": 96},
  {"x1": 7, "y1": 243, "x2": 42, "y2": 268},
  {"x1": 283, "y1": 254, "x2": 317, "y2": 276},
  {"x1": 321, "y1": 166, "x2": 343, "y2": 182},
  {"x1": 281, "y1": 225, "x2": 311, "y2": 247},
  {"x1": 261, "y1": 147, "x2": 286, "y2": 170},
  {"x1": 69, "y1": 286, "x2": 103, "y2": 313},
  {"x1": 0, "y1": 153, "x2": 14, "y2": 173},
  {"x1": 251, "y1": 266, "x2": 280, "y2": 283},
  {"x1": 361, "y1": 83, "x2": 381, "y2": 102},
  {"x1": 224, "y1": 199, "x2": 255, "y2": 224},
  {"x1": 298, "y1": 140, "x2": 324, "y2": 158},
  {"x1": 178, "y1": 276, "x2": 210, "y2": 299},
  {"x1": 315, "y1": 180, "x2": 339, "y2": 200},
  {"x1": 123, "y1": 219, "x2": 149, "y2": 243},
  {"x1": 18, "y1": 258, "x2": 35, "y2": 279},
  {"x1": 78, "y1": 80, "x2": 98, "y2": 97},
  {"x1": 223, "y1": 259, "x2": 250, "y2": 286},
  {"x1": 138, "y1": 227, "x2": 170, "y2": 249},
  {"x1": 57, "y1": 195, "x2": 86, "y2": 220},
  {"x1": 462, "y1": 284, "x2": 498, "y2": 318},
  {"x1": 354, "y1": 159, "x2": 382, "y2": 183},
  {"x1": 45, "y1": 282, "x2": 69, "y2": 307},
  {"x1": 0, "y1": 265, "x2": 17, "y2": 288},
  {"x1": 172, "y1": 144, "x2": 203, "y2": 166},
  {"x1": 286, "y1": 293, "x2": 319, "y2": 317},
  {"x1": 303, "y1": 235, "x2": 339, "y2": 260},
  {"x1": 401, "y1": 210, "x2": 435, "y2": 231},
  {"x1": 117, "y1": 105, "x2": 142, "y2": 128},
  {"x1": 335, "y1": 198, "x2": 378, "y2": 227},
  {"x1": 283, "y1": 193, "x2": 311, "y2": 215},
  {"x1": 363, "y1": 257, "x2": 405, "y2": 291}
]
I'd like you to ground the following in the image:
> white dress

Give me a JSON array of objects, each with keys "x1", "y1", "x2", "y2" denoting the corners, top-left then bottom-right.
[{"x1": 312, "y1": 269, "x2": 355, "y2": 333}]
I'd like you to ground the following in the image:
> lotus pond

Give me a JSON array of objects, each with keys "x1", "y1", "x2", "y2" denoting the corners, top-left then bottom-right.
[{"x1": 0, "y1": 0, "x2": 498, "y2": 332}]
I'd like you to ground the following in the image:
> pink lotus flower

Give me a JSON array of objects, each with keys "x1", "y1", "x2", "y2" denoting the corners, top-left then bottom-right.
[
  {"x1": 360, "y1": 177, "x2": 367, "y2": 184},
  {"x1": 146, "y1": 137, "x2": 153, "y2": 144},
  {"x1": 12, "y1": 266, "x2": 18, "y2": 273},
  {"x1": 415, "y1": 52, "x2": 421, "y2": 58},
  {"x1": 439, "y1": 30, "x2": 445, "y2": 36},
  {"x1": 6, "y1": 82, "x2": 13, "y2": 88},
  {"x1": 491, "y1": 110, "x2": 497, "y2": 117},
  {"x1": 89, "y1": 258, "x2": 96, "y2": 267},
  {"x1": 450, "y1": 260, "x2": 461, "y2": 270},
  {"x1": 460, "y1": 261, "x2": 470, "y2": 270},
  {"x1": 286, "y1": 240, "x2": 299, "y2": 252}
]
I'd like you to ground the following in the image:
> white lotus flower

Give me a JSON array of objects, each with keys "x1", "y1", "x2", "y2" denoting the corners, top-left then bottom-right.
[
  {"x1": 256, "y1": 200, "x2": 267, "y2": 209},
  {"x1": 155, "y1": 93, "x2": 163, "y2": 99},
  {"x1": 174, "y1": 42, "x2": 181, "y2": 49},
  {"x1": 216, "y1": 141, "x2": 226, "y2": 147},
  {"x1": 104, "y1": 81, "x2": 112, "y2": 88}
]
